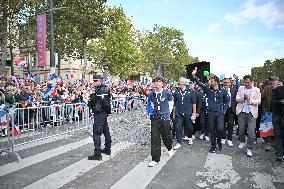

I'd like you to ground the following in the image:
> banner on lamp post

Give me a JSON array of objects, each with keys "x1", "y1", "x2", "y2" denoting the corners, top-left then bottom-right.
[
  {"x1": 37, "y1": 13, "x2": 47, "y2": 67},
  {"x1": 156, "y1": 64, "x2": 164, "y2": 77}
]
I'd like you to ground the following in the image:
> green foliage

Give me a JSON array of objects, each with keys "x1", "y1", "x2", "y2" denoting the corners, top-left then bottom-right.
[
  {"x1": 0, "y1": 0, "x2": 41, "y2": 76},
  {"x1": 57, "y1": 0, "x2": 109, "y2": 60},
  {"x1": 5, "y1": 0, "x2": 110, "y2": 60},
  {"x1": 1, "y1": 0, "x2": 199, "y2": 80},
  {"x1": 139, "y1": 25, "x2": 198, "y2": 80},
  {"x1": 88, "y1": 7, "x2": 142, "y2": 78},
  {"x1": 251, "y1": 58, "x2": 284, "y2": 83}
]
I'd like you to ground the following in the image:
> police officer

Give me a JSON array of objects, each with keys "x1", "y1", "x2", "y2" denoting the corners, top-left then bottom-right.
[
  {"x1": 88, "y1": 75, "x2": 112, "y2": 160},
  {"x1": 173, "y1": 77, "x2": 197, "y2": 149},
  {"x1": 146, "y1": 76, "x2": 174, "y2": 167}
]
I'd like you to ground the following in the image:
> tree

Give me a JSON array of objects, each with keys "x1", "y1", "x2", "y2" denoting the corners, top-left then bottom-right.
[
  {"x1": 0, "y1": 0, "x2": 39, "y2": 77},
  {"x1": 88, "y1": 7, "x2": 142, "y2": 78},
  {"x1": 139, "y1": 25, "x2": 197, "y2": 80},
  {"x1": 251, "y1": 58, "x2": 284, "y2": 83},
  {"x1": 60, "y1": 0, "x2": 109, "y2": 78},
  {"x1": 4, "y1": 0, "x2": 111, "y2": 77},
  {"x1": 0, "y1": 0, "x2": 9, "y2": 77}
]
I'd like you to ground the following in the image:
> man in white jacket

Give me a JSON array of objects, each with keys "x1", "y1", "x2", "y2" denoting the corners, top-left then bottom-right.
[{"x1": 236, "y1": 75, "x2": 261, "y2": 157}]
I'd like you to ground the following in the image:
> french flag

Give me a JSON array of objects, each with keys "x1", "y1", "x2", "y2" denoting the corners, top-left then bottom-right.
[
  {"x1": 0, "y1": 104, "x2": 9, "y2": 129},
  {"x1": 259, "y1": 112, "x2": 274, "y2": 137},
  {"x1": 15, "y1": 57, "x2": 27, "y2": 70},
  {"x1": 0, "y1": 104, "x2": 9, "y2": 113},
  {"x1": 44, "y1": 85, "x2": 54, "y2": 96},
  {"x1": 0, "y1": 112, "x2": 8, "y2": 127},
  {"x1": 26, "y1": 72, "x2": 36, "y2": 82},
  {"x1": 50, "y1": 87, "x2": 57, "y2": 96}
]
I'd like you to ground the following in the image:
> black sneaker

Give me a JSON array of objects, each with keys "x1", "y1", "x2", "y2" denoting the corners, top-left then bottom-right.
[
  {"x1": 88, "y1": 154, "x2": 102, "y2": 160},
  {"x1": 209, "y1": 148, "x2": 216, "y2": 153},
  {"x1": 217, "y1": 142, "x2": 222, "y2": 151},
  {"x1": 217, "y1": 145, "x2": 222, "y2": 151},
  {"x1": 101, "y1": 148, "x2": 111, "y2": 155}
]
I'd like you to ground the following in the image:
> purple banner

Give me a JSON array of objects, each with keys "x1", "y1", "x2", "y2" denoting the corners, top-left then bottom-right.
[{"x1": 37, "y1": 13, "x2": 47, "y2": 67}]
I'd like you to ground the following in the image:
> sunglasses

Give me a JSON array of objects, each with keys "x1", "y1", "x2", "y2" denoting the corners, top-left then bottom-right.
[{"x1": 93, "y1": 79, "x2": 99, "y2": 82}]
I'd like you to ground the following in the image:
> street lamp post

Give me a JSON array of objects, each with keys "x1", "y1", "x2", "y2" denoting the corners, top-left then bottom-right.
[
  {"x1": 49, "y1": 0, "x2": 55, "y2": 74},
  {"x1": 38, "y1": 0, "x2": 65, "y2": 75}
]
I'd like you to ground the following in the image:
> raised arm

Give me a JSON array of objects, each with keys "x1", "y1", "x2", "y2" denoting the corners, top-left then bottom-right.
[{"x1": 192, "y1": 68, "x2": 209, "y2": 93}]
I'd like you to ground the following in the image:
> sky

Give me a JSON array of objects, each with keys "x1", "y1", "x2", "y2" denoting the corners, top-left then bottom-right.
[{"x1": 107, "y1": 0, "x2": 284, "y2": 78}]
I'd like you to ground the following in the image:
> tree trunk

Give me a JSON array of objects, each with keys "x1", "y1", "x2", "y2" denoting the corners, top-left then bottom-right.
[
  {"x1": 58, "y1": 56, "x2": 61, "y2": 76},
  {"x1": 82, "y1": 37, "x2": 87, "y2": 79},
  {"x1": 1, "y1": 0, "x2": 8, "y2": 78},
  {"x1": 10, "y1": 46, "x2": 14, "y2": 75}
]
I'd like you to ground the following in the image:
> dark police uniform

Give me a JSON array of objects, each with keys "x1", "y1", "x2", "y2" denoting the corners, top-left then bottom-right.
[
  {"x1": 88, "y1": 81, "x2": 112, "y2": 160},
  {"x1": 146, "y1": 89, "x2": 173, "y2": 163},
  {"x1": 173, "y1": 87, "x2": 196, "y2": 144}
]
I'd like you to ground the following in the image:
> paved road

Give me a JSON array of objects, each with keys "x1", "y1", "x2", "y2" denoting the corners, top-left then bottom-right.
[{"x1": 1, "y1": 121, "x2": 284, "y2": 189}]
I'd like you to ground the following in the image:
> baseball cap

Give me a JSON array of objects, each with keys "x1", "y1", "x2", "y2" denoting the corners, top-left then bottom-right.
[{"x1": 269, "y1": 76, "x2": 279, "y2": 81}]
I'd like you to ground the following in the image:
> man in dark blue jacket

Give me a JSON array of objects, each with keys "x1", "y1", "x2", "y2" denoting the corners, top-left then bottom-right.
[
  {"x1": 88, "y1": 75, "x2": 112, "y2": 160},
  {"x1": 146, "y1": 76, "x2": 174, "y2": 167},
  {"x1": 221, "y1": 78, "x2": 237, "y2": 147},
  {"x1": 192, "y1": 68, "x2": 229, "y2": 153},
  {"x1": 173, "y1": 77, "x2": 197, "y2": 149}
]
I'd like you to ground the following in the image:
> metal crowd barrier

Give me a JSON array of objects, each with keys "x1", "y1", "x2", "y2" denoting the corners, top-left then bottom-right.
[
  {"x1": 0, "y1": 103, "x2": 91, "y2": 162},
  {"x1": 109, "y1": 97, "x2": 146, "y2": 124},
  {"x1": 111, "y1": 96, "x2": 146, "y2": 113},
  {"x1": 0, "y1": 110, "x2": 21, "y2": 162},
  {"x1": 0, "y1": 99, "x2": 146, "y2": 162}
]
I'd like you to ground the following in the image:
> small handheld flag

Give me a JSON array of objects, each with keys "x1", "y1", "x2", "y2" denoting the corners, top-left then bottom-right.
[{"x1": 15, "y1": 57, "x2": 27, "y2": 70}]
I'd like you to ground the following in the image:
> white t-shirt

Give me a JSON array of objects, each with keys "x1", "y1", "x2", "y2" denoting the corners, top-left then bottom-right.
[{"x1": 242, "y1": 88, "x2": 252, "y2": 113}]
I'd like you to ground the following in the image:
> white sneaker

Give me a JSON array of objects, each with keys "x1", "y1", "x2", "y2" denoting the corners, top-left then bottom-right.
[
  {"x1": 257, "y1": 138, "x2": 265, "y2": 144},
  {"x1": 191, "y1": 135, "x2": 196, "y2": 140},
  {"x1": 182, "y1": 136, "x2": 190, "y2": 141},
  {"x1": 148, "y1": 161, "x2": 158, "y2": 167},
  {"x1": 205, "y1": 136, "x2": 210, "y2": 141},
  {"x1": 168, "y1": 149, "x2": 174, "y2": 156},
  {"x1": 221, "y1": 139, "x2": 226, "y2": 145},
  {"x1": 238, "y1": 142, "x2": 246, "y2": 149},
  {"x1": 173, "y1": 143, "x2": 181, "y2": 150},
  {"x1": 199, "y1": 134, "x2": 205, "y2": 140},
  {"x1": 188, "y1": 138, "x2": 193, "y2": 145},
  {"x1": 226, "y1": 140, "x2": 234, "y2": 147},
  {"x1": 247, "y1": 149, "x2": 252, "y2": 157}
]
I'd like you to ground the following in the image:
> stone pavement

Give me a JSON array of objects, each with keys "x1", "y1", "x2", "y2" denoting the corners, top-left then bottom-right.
[{"x1": 0, "y1": 111, "x2": 283, "y2": 189}]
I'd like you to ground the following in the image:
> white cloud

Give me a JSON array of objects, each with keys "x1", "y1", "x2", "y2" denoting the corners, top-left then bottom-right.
[
  {"x1": 272, "y1": 41, "x2": 284, "y2": 46},
  {"x1": 205, "y1": 23, "x2": 222, "y2": 33},
  {"x1": 261, "y1": 50, "x2": 275, "y2": 56},
  {"x1": 185, "y1": 34, "x2": 284, "y2": 78},
  {"x1": 225, "y1": 0, "x2": 284, "y2": 28},
  {"x1": 198, "y1": 53, "x2": 262, "y2": 78}
]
